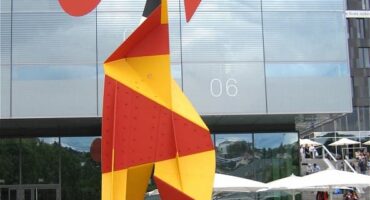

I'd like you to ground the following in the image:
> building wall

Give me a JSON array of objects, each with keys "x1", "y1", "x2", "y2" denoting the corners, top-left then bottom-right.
[
  {"x1": 0, "y1": 0, "x2": 352, "y2": 119},
  {"x1": 303, "y1": 0, "x2": 370, "y2": 147}
]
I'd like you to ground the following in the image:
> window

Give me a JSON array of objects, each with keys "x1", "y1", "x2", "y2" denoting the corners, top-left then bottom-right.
[
  {"x1": 368, "y1": 77, "x2": 370, "y2": 97},
  {"x1": 361, "y1": 0, "x2": 370, "y2": 9},
  {"x1": 356, "y1": 19, "x2": 365, "y2": 39},
  {"x1": 359, "y1": 48, "x2": 370, "y2": 68}
]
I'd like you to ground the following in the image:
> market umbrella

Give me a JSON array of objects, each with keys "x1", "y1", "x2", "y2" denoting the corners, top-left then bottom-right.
[
  {"x1": 300, "y1": 169, "x2": 370, "y2": 200},
  {"x1": 213, "y1": 173, "x2": 267, "y2": 193},
  {"x1": 329, "y1": 138, "x2": 360, "y2": 146},
  {"x1": 329, "y1": 138, "x2": 360, "y2": 159},
  {"x1": 363, "y1": 140, "x2": 370, "y2": 145},
  {"x1": 264, "y1": 174, "x2": 303, "y2": 200},
  {"x1": 300, "y1": 139, "x2": 322, "y2": 146}
]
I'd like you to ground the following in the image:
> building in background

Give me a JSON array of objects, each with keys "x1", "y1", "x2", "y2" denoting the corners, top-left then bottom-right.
[
  {"x1": 301, "y1": 0, "x2": 370, "y2": 157},
  {"x1": 0, "y1": 0, "x2": 353, "y2": 199}
]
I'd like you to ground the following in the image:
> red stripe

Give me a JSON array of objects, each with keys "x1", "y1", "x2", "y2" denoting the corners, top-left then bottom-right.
[
  {"x1": 101, "y1": 76, "x2": 116, "y2": 173},
  {"x1": 184, "y1": 0, "x2": 201, "y2": 22},
  {"x1": 154, "y1": 176, "x2": 194, "y2": 200},
  {"x1": 105, "y1": 6, "x2": 168, "y2": 63},
  {"x1": 112, "y1": 82, "x2": 177, "y2": 170},
  {"x1": 172, "y1": 112, "x2": 214, "y2": 157}
]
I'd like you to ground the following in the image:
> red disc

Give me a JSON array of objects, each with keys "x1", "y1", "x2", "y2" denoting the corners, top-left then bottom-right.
[{"x1": 90, "y1": 138, "x2": 102, "y2": 163}]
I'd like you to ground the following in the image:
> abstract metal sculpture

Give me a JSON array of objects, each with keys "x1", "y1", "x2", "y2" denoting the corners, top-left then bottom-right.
[{"x1": 59, "y1": 0, "x2": 215, "y2": 199}]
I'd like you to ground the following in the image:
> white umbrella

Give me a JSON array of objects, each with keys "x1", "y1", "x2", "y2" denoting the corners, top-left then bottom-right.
[
  {"x1": 264, "y1": 174, "x2": 303, "y2": 200},
  {"x1": 329, "y1": 138, "x2": 360, "y2": 146},
  {"x1": 213, "y1": 173, "x2": 267, "y2": 192},
  {"x1": 363, "y1": 140, "x2": 370, "y2": 145},
  {"x1": 300, "y1": 169, "x2": 370, "y2": 200},
  {"x1": 300, "y1": 139, "x2": 322, "y2": 146},
  {"x1": 263, "y1": 174, "x2": 326, "y2": 200}
]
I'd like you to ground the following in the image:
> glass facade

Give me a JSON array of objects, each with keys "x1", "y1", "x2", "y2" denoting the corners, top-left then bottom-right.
[
  {"x1": 215, "y1": 132, "x2": 299, "y2": 183},
  {"x1": 0, "y1": 0, "x2": 351, "y2": 118},
  {"x1": 0, "y1": 132, "x2": 298, "y2": 200},
  {"x1": 0, "y1": 137, "x2": 100, "y2": 200}
]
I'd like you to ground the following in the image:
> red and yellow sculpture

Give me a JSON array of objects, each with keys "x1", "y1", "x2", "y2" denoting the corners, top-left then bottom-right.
[{"x1": 59, "y1": 0, "x2": 215, "y2": 199}]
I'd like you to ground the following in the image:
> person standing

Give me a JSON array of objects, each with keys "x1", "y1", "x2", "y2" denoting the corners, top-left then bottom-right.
[
  {"x1": 313, "y1": 163, "x2": 321, "y2": 173},
  {"x1": 358, "y1": 155, "x2": 367, "y2": 174},
  {"x1": 309, "y1": 144, "x2": 316, "y2": 158},
  {"x1": 300, "y1": 145, "x2": 305, "y2": 160}
]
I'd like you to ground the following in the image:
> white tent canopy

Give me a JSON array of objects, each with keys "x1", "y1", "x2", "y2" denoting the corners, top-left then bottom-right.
[
  {"x1": 265, "y1": 174, "x2": 304, "y2": 190},
  {"x1": 363, "y1": 140, "x2": 370, "y2": 145},
  {"x1": 263, "y1": 174, "x2": 326, "y2": 200},
  {"x1": 300, "y1": 169, "x2": 370, "y2": 188},
  {"x1": 300, "y1": 139, "x2": 322, "y2": 146},
  {"x1": 329, "y1": 138, "x2": 360, "y2": 146},
  {"x1": 213, "y1": 173, "x2": 267, "y2": 192},
  {"x1": 300, "y1": 169, "x2": 370, "y2": 200}
]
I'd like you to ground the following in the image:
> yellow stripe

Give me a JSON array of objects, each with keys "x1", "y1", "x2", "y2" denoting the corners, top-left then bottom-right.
[
  {"x1": 113, "y1": 169, "x2": 128, "y2": 200},
  {"x1": 104, "y1": 55, "x2": 208, "y2": 130},
  {"x1": 126, "y1": 163, "x2": 154, "y2": 200},
  {"x1": 171, "y1": 79, "x2": 208, "y2": 130},
  {"x1": 154, "y1": 157, "x2": 183, "y2": 191},
  {"x1": 161, "y1": 0, "x2": 168, "y2": 24},
  {"x1": 102, "y1": 172, "x2": 113, "y2": 200},
  {"x1": 177, "y1": 150, "x2": 216, "y2": 200},
  {"x1": 104, "y1": 55, "x2": 172, "y2": 109}
]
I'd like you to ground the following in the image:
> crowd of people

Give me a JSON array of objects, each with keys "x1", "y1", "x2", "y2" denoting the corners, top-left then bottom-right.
[
  {"x1": 300, "y1": 144, "x2": 318, "y2": 159},
  {"x1": 300, "y1": 144, "x2": 370, "y2": 175},
  {"x1": 355, "y1": 150, "x2": 369, "y2": 174},
  {"x1": 343, "y1": 190, "x2": 359, "y2": 200}
]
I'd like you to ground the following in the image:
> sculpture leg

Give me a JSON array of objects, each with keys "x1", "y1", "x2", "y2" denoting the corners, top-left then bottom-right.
[
  {"x1": 154, "y1": 150, "x2": 215, "y2": 200},
  {"x1": 102, "y1": 163, "x2": 154, "y2": 200}
]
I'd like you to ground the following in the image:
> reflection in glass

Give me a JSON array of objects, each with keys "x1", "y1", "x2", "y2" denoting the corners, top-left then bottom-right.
[
  {"x1": 12, "y1": 13, "x2": 96, "y2": 65},
  {"x1": 266, "y1": 62, "x2": 352, "y2": 114},
  {"x1": 253, "y1": 133, "x2": 299, "y2": 182},
  {"x1": 0, "y1": 138, "x2": 20, "y2": 185},
  {"x1": 21, "y1": 137, "x2": 59, "y2": 184},
  {"x1": 12, "y1": 65, "x2": 97, "y2": 117},
  {"x1": 60, "y1": 137, "x2": 101, "y2": 200},
  {"x1": 215, "y1": 134, "x2": 253, "y2": 177},
  {"x1": 264, "y1": 12, "x2": 347, "y2": 62},
  {"x1": 262, "y1": 0, "x2": 344, "y2": 11},
  {"x1": 181, "y1": 12, "x2": 263, "y2": 62}
]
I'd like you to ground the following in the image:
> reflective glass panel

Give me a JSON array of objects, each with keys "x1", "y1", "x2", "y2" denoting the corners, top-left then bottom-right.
[
  {"x1": 183, "y1": 63, "x2": 266, "y2": 115},
  {"x1": 266, "y1": 62, "x2": 352, "y2": 114},
  {"x1": 21, "y1": 137, "x2": 59, "y2": 184},
  {"x1": 215, "y1": 133, "x2": 253, "y2": 178},
  {"x1": 0, "y1": 13, "x2": 10, "y2": 65},
  {"x1": 12, "y1": 13, "x2": 96, "y2": 65},
  {"x1": 263, "y1": 12, "x2": 347, "y2": 62},
  {"x1": 0, "y1": 65, "x2": 11, "y2": 118},
  {"x1": 180, "y1": 0, "x2": 261, "y2": 12},
  {"x1": 0, "y1": 13, "x2": 11, "y2": 118},
  {"x1": 0, "y1": 0, "x2": 10, "y2": 13},
  {"x1": 12, "y1": 65, "x2": 97, "y2": 117},
  {"x1": 181, "y1": 12, "x2": 263, "y2": 62},
  {"x1": 98, "y1": 0, "x2": 179, "y2": 12},
  {"x1": 60, "y1": 137, "x2": 101, "y2": 200},
  {"x1": 253, "y1": 133, "x2": 299, "y2": 182},
  {"x1": 368, "y1": 77, "x2": 370, "y2": 97},
  {"x1": 14, "y1": 0, "x2": 70, "y2": 12},
  {"x1": 262, "y1": 0, "x2": 344, "y2": 11},
  {"x1": 0, "y1": 138, "x2": 20, "y2": 185}
]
